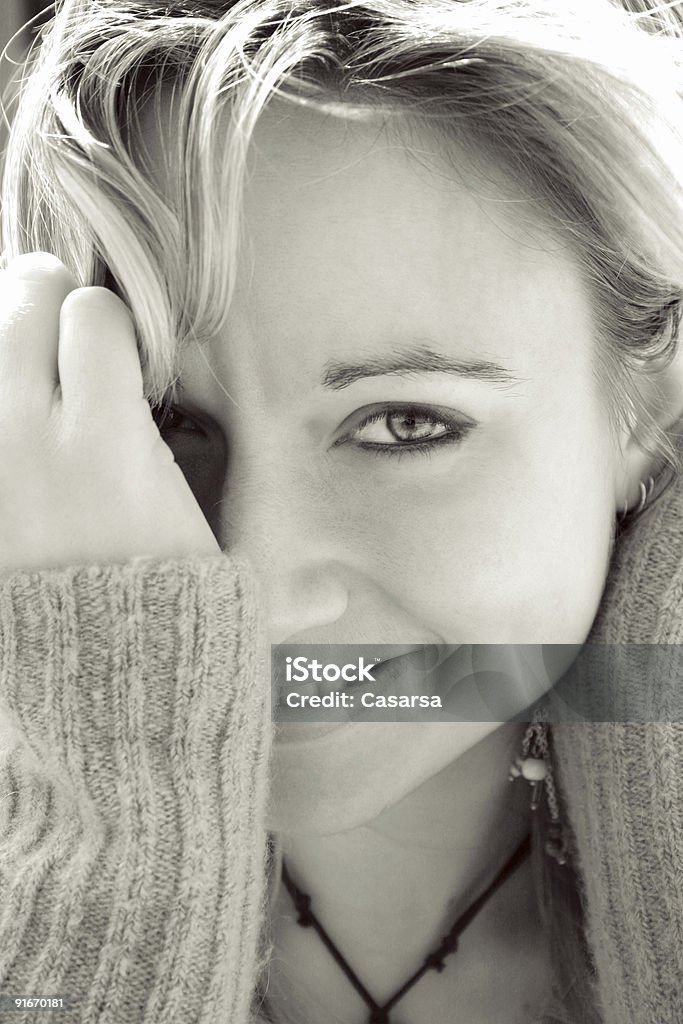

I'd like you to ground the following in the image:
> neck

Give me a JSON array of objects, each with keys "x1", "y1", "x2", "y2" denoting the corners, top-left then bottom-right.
[{"x1": 271, "y1": 723, "x2": 542, "y2": 1009}]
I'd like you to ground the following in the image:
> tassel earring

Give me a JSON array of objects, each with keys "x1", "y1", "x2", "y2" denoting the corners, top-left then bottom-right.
[{"x1": 509, "y1": 705, "x2": 568, "y2": 866}]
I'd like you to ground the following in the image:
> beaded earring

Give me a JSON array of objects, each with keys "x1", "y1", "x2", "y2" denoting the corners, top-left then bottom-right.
[{"x1": 509, "y1": 705, "x2": 568, "y2": 866}]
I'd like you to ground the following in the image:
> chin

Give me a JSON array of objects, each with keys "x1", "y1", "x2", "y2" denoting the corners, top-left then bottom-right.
[{"x1": 266, "y1": 720, "x2": 500, "y2": 836}]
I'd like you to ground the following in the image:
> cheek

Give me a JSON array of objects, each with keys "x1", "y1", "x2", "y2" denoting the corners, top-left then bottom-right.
[{"x1": 337, "y1": 422, "x2": 616, "y2": 644}]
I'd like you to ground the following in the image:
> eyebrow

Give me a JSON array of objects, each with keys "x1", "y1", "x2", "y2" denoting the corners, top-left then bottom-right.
[{"x1": 321, "y1": 345, "x2": 521, "y2": 390}]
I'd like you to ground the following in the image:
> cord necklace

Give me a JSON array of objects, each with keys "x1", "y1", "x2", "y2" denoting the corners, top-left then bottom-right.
[{"x1": 281, "y1": 831, "x2": 531, "y2": 1024}]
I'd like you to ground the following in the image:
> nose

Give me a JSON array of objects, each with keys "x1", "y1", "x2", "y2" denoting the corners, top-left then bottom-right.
[{"x1": 218, "y1": 463, "x2": 350, "y2": 644}]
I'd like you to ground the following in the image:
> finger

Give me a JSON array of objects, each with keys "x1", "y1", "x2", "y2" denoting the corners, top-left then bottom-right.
[
  {"x1": 57, "y1": 286, "x2": 145, "y2": 414},
  {"x1": 0, "y1": 253, "x2": 79, "y2": 404}
]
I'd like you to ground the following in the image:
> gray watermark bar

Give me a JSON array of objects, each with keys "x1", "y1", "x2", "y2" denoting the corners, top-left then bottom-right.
[{"x1": 270, "y1": 644, "x2": 683, "y2": 723}]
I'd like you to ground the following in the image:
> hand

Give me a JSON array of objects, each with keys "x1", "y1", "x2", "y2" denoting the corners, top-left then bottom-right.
[{"x1": 0, "y1": 253, "x2": 222, "y2": 572}]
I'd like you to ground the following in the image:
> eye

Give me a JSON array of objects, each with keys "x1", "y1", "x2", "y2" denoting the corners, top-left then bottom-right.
[
  {"x1": 152, "y1": 402, "x2": 204, "y2": 436},
  {"x1": 333, "y1": 404, "x2": 476, "y2": 457},
  {"x1": 362, "y1": 409, "x2": 452, "y2": 444}
]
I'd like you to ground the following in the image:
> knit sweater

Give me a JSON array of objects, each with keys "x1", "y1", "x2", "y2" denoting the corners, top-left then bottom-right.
[
  {"x1": 0, "y1": 558, "x2": 271, "y2": 1023},
  {"x1": 1, "y1": 458, "x2": 683, "y2": 1024},
  {"x1": 552, "y1": 449, "x2": 683, "y2": 1023}
]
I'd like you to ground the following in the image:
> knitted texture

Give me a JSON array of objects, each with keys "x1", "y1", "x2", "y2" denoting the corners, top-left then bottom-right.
[
  {"x1": 0, "y1": 556, "x2": 271, "y2": 1024},
  {"x1": 552, "y1": 446, "x2": 683, "y2": 1024}
]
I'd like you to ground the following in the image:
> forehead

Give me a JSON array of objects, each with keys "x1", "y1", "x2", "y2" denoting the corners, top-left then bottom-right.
[
  {"x1": 239, "y1": 105, "x2": 589, "y2": 360},
  {"x1": 136, "y1": 91, "x2": 593, "y2": 388}
]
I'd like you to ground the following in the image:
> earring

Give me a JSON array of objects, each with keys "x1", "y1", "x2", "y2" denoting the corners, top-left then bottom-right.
[
  {"x1": 636, "y1": 475, "x2": 655, "y2": 513},
  {"x1": 619, "y1": 473, "x2": 657, "y2": 521},
  {"x1": 509, "y1": 705, "x2": 568, "y2": 866}
]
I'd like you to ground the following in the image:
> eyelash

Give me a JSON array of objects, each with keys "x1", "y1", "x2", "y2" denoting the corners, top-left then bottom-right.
[
  {"x1": 334, "y1": 405, "x2": 476, "y2": 459},
  {"x1": 154, "y1": 400, "x2": 475, "y2": 459},
  {"x1": 153, "y1": 402, "x2": 203, "y2": 435}
]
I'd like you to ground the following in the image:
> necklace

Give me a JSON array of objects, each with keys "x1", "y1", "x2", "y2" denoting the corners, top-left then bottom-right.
[{"x1": 280, "y1": 832, "x2": 531, "y2": 1024}]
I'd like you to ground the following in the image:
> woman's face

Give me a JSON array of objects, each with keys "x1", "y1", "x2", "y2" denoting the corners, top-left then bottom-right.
[{"x1": 143, "y1": 102, "x2": 637, "y2": 833}]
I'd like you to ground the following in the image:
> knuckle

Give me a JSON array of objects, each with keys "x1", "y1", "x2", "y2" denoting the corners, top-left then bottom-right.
[{"x1": 6, "y1": 251, "x2": 76, "y2": 288}]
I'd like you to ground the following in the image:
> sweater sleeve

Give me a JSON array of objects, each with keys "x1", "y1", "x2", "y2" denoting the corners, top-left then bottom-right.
[
  {"x1": 0, "y1": 556, "x2": 271, "y2": 1024},
  {"x1": 550, "y1": 453, "x2": 683, "y2": 1024}
]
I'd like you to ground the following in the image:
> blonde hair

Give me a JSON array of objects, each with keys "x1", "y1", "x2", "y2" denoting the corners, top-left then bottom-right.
[
  {"x1": 4, "y1": 2, "x2": 683, "y2": 1020},
  {"x1": 5, "y1": 1, "x2": 683, "y2": 450}
]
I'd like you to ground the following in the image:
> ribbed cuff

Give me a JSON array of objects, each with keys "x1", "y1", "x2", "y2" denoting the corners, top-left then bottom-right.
[{"x1": 0, "y1": 557, "x2": 271, "y2": 1024}]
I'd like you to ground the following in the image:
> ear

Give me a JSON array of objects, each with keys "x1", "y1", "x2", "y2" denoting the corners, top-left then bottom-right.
[{"x1": 614, "y1": 346, "x2": 683, "y2": 513}]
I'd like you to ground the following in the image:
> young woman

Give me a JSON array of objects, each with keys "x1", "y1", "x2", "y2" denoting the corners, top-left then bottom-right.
[{"x1": 1, "y1": 2, "x2": 683, "y2": 1023}]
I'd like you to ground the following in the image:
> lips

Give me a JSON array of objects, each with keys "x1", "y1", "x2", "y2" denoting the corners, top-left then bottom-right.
[
  {"x1": 344, "y1": 645, "x2": 448, "y2": 703},
  {"x1": 344, "y1": 644, "x2": 474, "y2": 715},
  {"x1": 271, "y1": 644, "x2": 472, "y2": 727},
  {"x1": 356, "y1": 646, "x2": 426, "y2": 687}
]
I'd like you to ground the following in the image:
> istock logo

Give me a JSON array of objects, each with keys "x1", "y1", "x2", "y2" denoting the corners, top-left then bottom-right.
[{"x1": 285, "y1": 656, "x2": 377, "y2": 683}]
